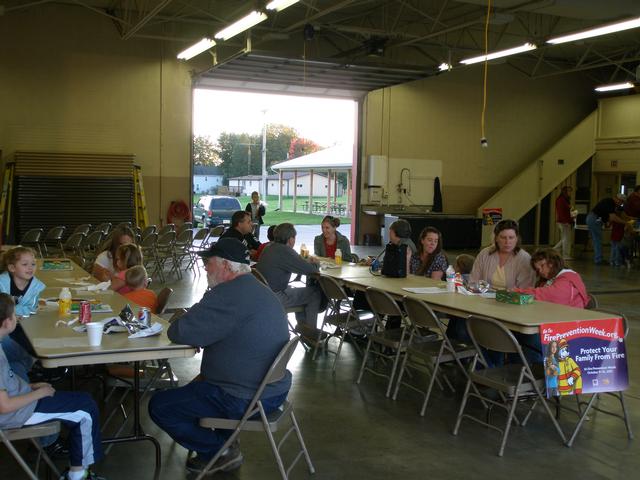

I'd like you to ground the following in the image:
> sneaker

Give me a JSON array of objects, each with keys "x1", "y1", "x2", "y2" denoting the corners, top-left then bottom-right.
[
  {"x1": 59, "y1": 469, "x2": 105, "y2": 480},
  {"x1": 186, "y1": 443, "x2": 244, "y2": 475}
]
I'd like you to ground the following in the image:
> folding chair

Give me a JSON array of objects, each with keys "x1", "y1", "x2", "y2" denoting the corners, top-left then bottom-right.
[
  {"x1": 187, "y1": 228, "x2": 210, "y2": 271},
  {"x1": 251, "y1": 269, "x2": 297, "y2": 335},
  {"x1": 585, "y1": 293, "x2": 599, "y2": 310},
  {"x1": 157, "y1": 224, "x2": 175, "y2": 236},
  {"x1": 197, "y1": 337, "x2": 315, "y2": 480},
  {"x1": 1, "y1": 422, "x2": 61, "y2": 480},
  {"x1": 356, "y1": 287, "x2": 410, "y2": 397},
  {"x1": 566, "y1": 310, "x2": 633, "y2": 446},
  {"x1": 177, "y1": 221, "x2": 192, "y2": 234},
  {"x1": 156, "y1": 287, "x2": 173, "y2": 315},
  {"x1": 93, "y1": 222, "x2": 112, "y2": 235},
  {"x1": 452, "y1": 315, "x2": 567, "y2": 456},
  {"x1": 393, "y1": 297, "x2": 478, "y2": 416},
  {"x1": 172, "y1": 228, "x2": 194, "y2": 276},
  {"x1": 155, "y1": 231, "x2": 179, "y2": 279},
  {"x1": 203, "y1": 225, "x2": 225, "y2": 248},
  {"x1": 140, "y1": 225, "x2": 157, "y2": 241},
  {"x1": 140, "y1": 232, "x2": 163, "y2": 283},
  {"x1": 40, "y1": 225, "x2": 66, "y2": 257},
  {"x1": 20, "y1": 228, "x2": 44, "y2": 257},
  {"x1": 80, "y1": 231, "x2": 104, "y2": 269},
  {"x1": 60, "y1": 232, "x2": 86, "y2": 258},
  {"x1": 72, "y1": 223, "x2": 92, "y2": 236},
  {"x1": 314, "y1": 275, "x2": 373, "y2": 371}
]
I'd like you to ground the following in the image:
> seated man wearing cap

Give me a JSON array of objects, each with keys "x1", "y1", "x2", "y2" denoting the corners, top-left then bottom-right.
[
  {"x1": 220, "y1": 211, "x2": 261, "y2": 258},
  {"x1": 256, "y1": 223, "x2": 323, "y2": 338},
  {"x1": 148, "y1": 238, "x2": 290, "y2": 475},
  {"x1": 586, "y1": 194, "x2": 627, "y2": 265}
]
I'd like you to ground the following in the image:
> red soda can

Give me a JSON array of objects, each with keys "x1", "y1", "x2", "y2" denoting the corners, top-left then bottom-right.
[
  {"x1": 79, "y1": 301, "x2": 92, "y2": 324},
  {"x1": 137, "y1": 307, "x2": 151, "y2": 328}
]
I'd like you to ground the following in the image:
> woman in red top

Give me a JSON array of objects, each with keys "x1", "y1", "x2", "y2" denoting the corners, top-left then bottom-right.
[{"x1": 313, "y1": 216, "x2": 353, "y2": 261}]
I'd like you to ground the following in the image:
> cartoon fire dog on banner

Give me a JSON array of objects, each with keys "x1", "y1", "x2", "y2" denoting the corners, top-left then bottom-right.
[{"x1": 557, "y1": 338, "x2": 582, "y2": 395}]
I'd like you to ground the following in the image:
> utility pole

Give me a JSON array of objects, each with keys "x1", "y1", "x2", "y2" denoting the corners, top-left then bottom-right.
[{"x1": 261, "y1": 109, "x2": 268, "y2": 198}]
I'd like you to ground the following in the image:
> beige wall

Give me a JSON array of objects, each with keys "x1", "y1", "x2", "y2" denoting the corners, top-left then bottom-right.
[
  {"x1": 0, "y1": 6, "x2": 193, "y2": 225},
  {"x1": 361, "y1": 65, "x2": 596, "y2": 216}
]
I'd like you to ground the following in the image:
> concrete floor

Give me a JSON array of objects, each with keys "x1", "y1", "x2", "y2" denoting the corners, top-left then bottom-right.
[{"x1": 2, "y1": 241, "x2": 639, "y2": 480}]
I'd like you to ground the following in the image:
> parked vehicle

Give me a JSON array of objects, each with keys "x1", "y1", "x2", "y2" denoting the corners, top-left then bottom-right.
[{"x1": 196, "y1": 195, "x2": 241, "y2": 227}]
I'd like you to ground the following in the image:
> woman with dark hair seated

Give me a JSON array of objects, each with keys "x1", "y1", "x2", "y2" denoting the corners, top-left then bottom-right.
[
  {"x1": 314, "y1": 215, "x2": 353, "y2": 261},
  {"x1": 410, "y1": 227, "x2": 448, "y2": 280},
  {"x1": 514, "y1": 248, "x2": 588, "y2": 308}
]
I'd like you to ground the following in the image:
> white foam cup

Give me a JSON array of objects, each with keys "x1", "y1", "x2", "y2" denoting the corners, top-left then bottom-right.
[{"x1": 86, "y1": 322, "x2": 103, "y2": 347}]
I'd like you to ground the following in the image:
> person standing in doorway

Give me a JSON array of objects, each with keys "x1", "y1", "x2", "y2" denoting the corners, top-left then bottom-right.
[
  {"x1": 586, "y1": 194, "x2": 626, "y2": 265},
  {"x1": 553, "y1": 186, "x2": 574, "y2": 260},
  {"x1": 245, "y1": 191, "x2": 266, "y2": 240}
]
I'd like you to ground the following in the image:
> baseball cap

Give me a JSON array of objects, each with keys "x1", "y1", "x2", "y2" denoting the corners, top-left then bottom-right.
[{"x1": 198, "y1": 238, "x2": 250, "y2": 264}]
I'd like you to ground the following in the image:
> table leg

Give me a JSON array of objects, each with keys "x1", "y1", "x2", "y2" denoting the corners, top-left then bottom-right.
[{"x1": 102, "y1": 361, "x2": 162, "y2": 480}]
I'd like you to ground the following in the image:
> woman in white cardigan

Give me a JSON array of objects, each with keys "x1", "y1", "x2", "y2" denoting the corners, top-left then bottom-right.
[{"x1": 470, "y1": 219, "x2": 536, "y2": 290}]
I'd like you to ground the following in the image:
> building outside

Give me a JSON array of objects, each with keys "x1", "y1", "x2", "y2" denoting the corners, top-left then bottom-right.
[
  {"x1": 193, "y1": 165, "x2": 224, "y2": 194},
  {"x1": 229, "y1": 172, "x2": 343, "y2": 197}
]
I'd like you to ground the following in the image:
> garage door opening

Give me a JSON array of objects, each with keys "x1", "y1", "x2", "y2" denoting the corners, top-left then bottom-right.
[{"x1": 192, "y1": 89, "x2": 358, "y2": 244}]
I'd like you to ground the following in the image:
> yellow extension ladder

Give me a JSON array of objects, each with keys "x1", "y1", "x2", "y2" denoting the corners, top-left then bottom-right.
[
  {"x1": 0, "y1": 162, "x2": 15, "y2": 242},
  {"x1": 133, "y1": 165, "x2": 149, "y2": 229}
]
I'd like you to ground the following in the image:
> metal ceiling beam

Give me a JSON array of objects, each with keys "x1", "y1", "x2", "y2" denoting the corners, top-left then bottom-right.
[{"x1": 121, "y1": 0, "x2": 173, "y2": 40}]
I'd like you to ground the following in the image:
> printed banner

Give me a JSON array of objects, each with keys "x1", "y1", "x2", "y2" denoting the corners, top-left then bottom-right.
[
  {"x1": 482, "y1": 208, "x2": 502, "y2": 225},
  {"x1": 539, "y1": 318, "x2": 628, "y2": 398}
]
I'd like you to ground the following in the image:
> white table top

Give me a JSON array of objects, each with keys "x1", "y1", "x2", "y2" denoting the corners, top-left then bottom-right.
[
  {"x1": 20, "y1": 259, "x2": 195, "y2": 368},
  {"x1": 328, "y1": 272, "x2": 619, "y2": 335}
]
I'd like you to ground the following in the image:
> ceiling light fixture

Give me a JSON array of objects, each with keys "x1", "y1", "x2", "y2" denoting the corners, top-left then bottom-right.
[
  {"x1": 177, "y1": 37, "x2": 216, "y2": 60},
  {"x1": 438, "y1": 62, "x2": 452, "y2": 71},
  {"x1": 547, "y1": 16, "x2": 640, "y2": 45},
  {"x1": 266, "y1": 0, "x2": 300, "y2": 12},
  {"x1": 594, "y1": 82, "x2": 634, "y2": 92},
  {"x1": 215, "y1": 11, "x2": 268, "y2": 41},
  {"x1": 460, "y1": 42, "x2": 536, "y2": 65}
]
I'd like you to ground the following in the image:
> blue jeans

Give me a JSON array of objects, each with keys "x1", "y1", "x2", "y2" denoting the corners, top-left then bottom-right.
[
  {"x1": 149, "y1": 381, "x2": 288, "y2": 460},
  {"x1": 610, "y1": 241, "x2": 622, "y2": 266},
  {"x1": 0, "y1": 335, "x2": 34, "y2": 381},
  {"x1": 586, "y1": 212, "x2": 603, "y2": 263}
]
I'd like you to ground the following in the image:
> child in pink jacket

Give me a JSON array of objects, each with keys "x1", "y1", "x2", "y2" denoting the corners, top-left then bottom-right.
[{"x1": 515, "y1": 248, "x2": 588, "y2": 308}]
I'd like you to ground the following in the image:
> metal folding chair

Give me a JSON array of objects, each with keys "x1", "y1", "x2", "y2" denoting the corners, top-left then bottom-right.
[
  {"x1": 356, "y1": 287, "x2": 410, "y2": 397},
  {"x1": 197, "y1": 337, "x2": 315, "y2": 480},
  {"x1": 140, "y1": 233, "x2": 163, "y2": 283},
  {"x1": 172, "y1": 228, "x2": 194, "y2": 276},
  {"x1": 314, "y1": 275, "x2": 373, "y2": 371},
  {"x1": 41, "y1": 225, "x2": 66, "y2": 257},
  {"x1": 140, "y1": 225, "x2": 157, "y2": 241},
  {"x1": 72, "y1": 223, "x2": 92, "y2": 236},
  {"x1": 157, "y1": 224, "x2": 175, "y2": 236},
  {"x1": 393, "y1": 297, "x2": 478, "y2": 416},
  {"x1": 1, "y1": 422, "x2": 61, "y2": 480},
  {"x1": 155, "y1": 231, "x2": 179, "y2": 279},
  {"x1": 452, "y1": 315, "x2": 567, "y2": 456},
  {"x1": 60, "y1": 232, "x2": 86, "y2": 258},
  {"x1": 20, "y1": 228, "x2": 44, "y2": 257}
]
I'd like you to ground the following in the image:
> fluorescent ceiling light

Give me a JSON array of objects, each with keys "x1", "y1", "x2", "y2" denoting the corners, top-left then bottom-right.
[
  {"x1": 460, "y1": 42, "x2": 536, "y2": 65},
  {"x1": 438, "y1": 62, "x2": 452, "y2": 71},
  {"x1": 547, "y1": 16, "x2": 640, "y2": 45},
  {"x1": 594, "y1": 82, "x2": 634, "y2": 92},
  {"x1": 215, "y1": 11, "x2": 268, "y2": 40},
  {"x1": 266, "y1": 0, "x2": 299, "y2": 12},
  {"x1": 177, "y1": 38, "x2": 216, "y2": 60}
]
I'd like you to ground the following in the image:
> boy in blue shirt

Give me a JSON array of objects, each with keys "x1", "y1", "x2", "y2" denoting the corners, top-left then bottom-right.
[{"x1": 0, "y1": 293, "x2": 104, "y2": 480}]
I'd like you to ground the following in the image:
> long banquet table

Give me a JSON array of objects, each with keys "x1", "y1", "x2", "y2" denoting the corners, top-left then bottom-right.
[
  {"x1": 319, "y1": 262, "x2": 618, "y2": 334},
  {"x1": 18, "y1": 259, "x2": 195, "y2": 480}
]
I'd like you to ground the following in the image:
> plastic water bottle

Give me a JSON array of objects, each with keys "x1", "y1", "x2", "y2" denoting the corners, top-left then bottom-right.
[
  {"x1": 445, "y1": 265, "x2": 456, "y2": 292},
  {"x1": 58, "y1": 287, "x2": 72, "y2": 316},
  {"x1": 335, "y1": 248, "x2": 343, "y2": 266}
]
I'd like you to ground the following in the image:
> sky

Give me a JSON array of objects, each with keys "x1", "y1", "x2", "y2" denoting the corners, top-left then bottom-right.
[{"x1": 193, "y1": 89, "x2": 357, "y2": 148}]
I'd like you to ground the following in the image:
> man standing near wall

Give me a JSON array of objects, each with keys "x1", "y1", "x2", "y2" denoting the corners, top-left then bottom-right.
[{"x1": 553, "y1": 186, "x2": 574, "y2": 260}]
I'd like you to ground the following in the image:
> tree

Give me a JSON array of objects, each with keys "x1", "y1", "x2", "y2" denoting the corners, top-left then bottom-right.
[
  {"x1": 289, "y1": 137, "x2": 321, "y2": 159},
  {"x1": 214, "y1": 124, "x2": 307, "y2": 182},
  {"x1": 192, "y1": 135, "x2": 219, "y2": 165}
]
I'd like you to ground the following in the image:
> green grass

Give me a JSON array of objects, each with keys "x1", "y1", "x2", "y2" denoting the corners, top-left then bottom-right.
[{"x1": 194, "y1": 194, "x2": 351, "y2": 225}]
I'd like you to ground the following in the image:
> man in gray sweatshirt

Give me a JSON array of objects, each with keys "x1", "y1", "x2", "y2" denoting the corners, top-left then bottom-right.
[
  {"x1": 148, "y1": 238, "x2": 290, "y2": 475},
  {"x1": 256, "y1": 223, "x2": 323, "y2": 334}
]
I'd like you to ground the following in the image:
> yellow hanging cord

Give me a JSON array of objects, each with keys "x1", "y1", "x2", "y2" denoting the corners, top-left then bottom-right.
[{"x1": 481, "y1": 0, "x2": 492, "y2": 142}]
